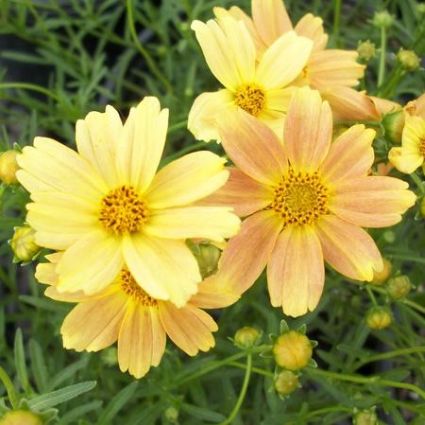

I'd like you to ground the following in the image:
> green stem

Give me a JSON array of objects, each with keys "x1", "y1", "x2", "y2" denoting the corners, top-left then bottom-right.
[
  {"x1": 366, "y1": 286, "x2": 378, "y2": 306},
  {"x1": 0, "y1": 366, "x2": 19, "y2": 409},
  {"x1": 403, "y1": 299, "x2": 425, "y2": 315},
  {"x1": 377, "y1": 26, "x2": 387, "y2": 87},
  {"x1": 410, "y1": 172, "x2": 425, "y2": 195},
  {"x1": 0, "y1": 83, "x2": 58, "y2": 100},
  {"x1": 308, "y1": 368, "x2": 425, "y2": 401},
  {"x1": 333, "y1": 0, "x2": 342, "y2": 47},
  {"x1": 126, "y1": 0, "x2": 172, "y2": 93},
  {"x1": 219, "y1": 354, "x2": 252, "y2": 425}
]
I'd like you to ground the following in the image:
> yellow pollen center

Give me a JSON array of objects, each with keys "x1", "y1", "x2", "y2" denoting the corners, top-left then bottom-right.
[
  {"x1": 271, "y1": 169, "x2": 329, "y2": 226},
  {"x1": 419, "y1": 138, "x2": 425, "y2": 157},
  {"x1": 234, "y1": 84, "x2": 265, "y2": 116},
  {"x1": 119, "y1": 269, "x2": 157, "y2": 306},
  {"x1": 99, "y1": 185, "x2": 148, "y2": 234}
]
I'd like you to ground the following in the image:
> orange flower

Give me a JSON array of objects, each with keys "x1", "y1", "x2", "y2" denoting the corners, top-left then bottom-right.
[
  {"x1": 36, "y1": 253, "x2": 239, "y2": 379},
  {"x1": 214, "y1": 0, "x2": 379, "y2": 121},
  {"x1": 203, "y1": 87, "x2": 415, "y2": 317}
]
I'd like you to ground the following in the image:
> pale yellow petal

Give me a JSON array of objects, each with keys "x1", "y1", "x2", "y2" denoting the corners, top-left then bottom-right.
[
  {"x1": 295, "y1": 13, "x2": 328, "y2": 52},
  {"x1": 388, "y1": 147, "x2": 423, "y2": 174}
]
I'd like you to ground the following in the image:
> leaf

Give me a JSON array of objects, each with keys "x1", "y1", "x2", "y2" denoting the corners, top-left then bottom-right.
[
  {"x1": 61, "y1": 400, "x2": 103, "y2": 424},
  {"x1": 180, "y1": 403, "x2": 227, "y2": 423},
  {"x1": 14, "y1": 328, "x2": 31, "y2": 394},
  {"x1": 29, "y1": 339, "x2": 48, "y2": 393},
  {"x1": 28, "y1": 381, "x2": 96, "y2": 411}
]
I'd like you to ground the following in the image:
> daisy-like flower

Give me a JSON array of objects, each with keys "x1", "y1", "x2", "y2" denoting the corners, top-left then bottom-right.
[
  {"x1": 389, "y1": 93, "x2": 425, "y2": 173},
  {"x1": 17, "y1": 97, "x2": 240, "y2": 307},
  {"x1": 36, "y1": 253, "x2": 239, "y2": 379},
  {"x1": 213, "y1": 0, "x2": 379, "y2": 122},
  {"x1": 188, "y1": 16, "x2": 313, "y2": 141},
  {"x1": 203, "y1": 87, "x2": 415, "y2": 317}
]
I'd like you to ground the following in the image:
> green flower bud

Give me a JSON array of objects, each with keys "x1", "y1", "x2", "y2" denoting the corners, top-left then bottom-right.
[
  {"x1": 10, "y1": 226, "x2": 40, "y2": 262},
  {"x1": 387, "y1": 275, "x2": 411, "y2": 300},
  {"x1": 164, "y1": 407, "x2": 179, "y2": 423},
  {"x1": 372, "y1": 11, "x2": 394, "y2": 29},
  {"x1": 234, "y1": 326, "x2": 261, "y2": 348},
  {"x1": 397, "y1": 49, "x2": 421, "y2": 71},
  {"x1": 353, "y1": 408, "x2": 378, "y2": 425},
  {"x1": 366, "y1": 306, "x2": 392, "y2": 330},
  {"x1": 274, "y1": 370, "x2": 299, "y2": 396},
  {"x1": 382, "y1": 109, "x2": 405, "y2": 145},
  {"x1": 357, "y1": 41, "x2": 376, "y2": 61}
]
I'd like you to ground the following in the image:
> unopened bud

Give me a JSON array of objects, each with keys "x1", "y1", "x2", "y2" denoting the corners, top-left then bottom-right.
[
  {"x1": 190, "y1": 242, "x2": 221, "y2": 278},
  {"x1": 387, "y1": 275, "x2": 411, "y2": 299},
  {"x1": 0, "y1": 410, "x2": 43, "y2": 425},
  {"x1": 0, "y1": 150, "x2": 19, "y2": 185},
  {"x1": 371, "y1": 258, "x2": 392, "y2": 285},
  {"x1": 397, "y1": 49, "x2": 420, "y2": 71},
  {"x1": 274, "y1": 370, "x2": 299, "y2": 396},
  {"x1": 366, "y1": 306, "x2": 392, "y2": 330},
  {"x1": 100, "y1": 347, "x2": 118, "y2": 366},
  {"x1": 418, "y1": 4, "x2": 425, "y2": 14},
  {"x1": 164, "y1": 407, "x2": 179, "y2": 423},
  {"x1": 273, "y1": 331, "x2": 313, "y2": 370},
  {"x1": 382, "y1": 109, "x2": 405, "y2": 144},
  {"x1": 10, "y1": 226, "x2": 40, "y2": 262},
  {"x1": 234, "y1": 326, "x2": 261, "y2": 349},
  {"x1": 357, "y1": 41, "x2": 376, "y2": 61},
  {"x1": 353, "y1": 408, "x2": 378, "y2": 425},
  {"x1": 372, "y1": 11, "x2": 394, "y2": 29}
]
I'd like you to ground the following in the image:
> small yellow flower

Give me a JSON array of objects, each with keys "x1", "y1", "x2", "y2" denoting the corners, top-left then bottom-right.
[
  {"x1": 366, "y1": 306, "x2": 392, "y2": 330},
  {"x1": 10, "y1": 226, "x2": 40, "y2": 262},
  {"x1": 387, "y1": 275, "x2": 411, "y2": 299},
  {"x1": 0, "y1": 150, "x2": 19, "y2": 185},
  {"x1": 273, "y1": 330, "x2": 312, "y2": 370},
  {"x1": 17, "y1": 97, "x2": 240, "y2": 307},
  {"x1": 36, "y1": 253, "x2": 241, "y2": 379},
  {"x1": 234, "y1": 326, "x2": 261, "y2": 348},
  {"x1": 274, "y1": 370, "x2": 299, "y2": 396},
  {"x1": 370, "y1": 258, "x2": 392, "y2": 285},
  {"x1": 0, "y1": 410, "x2": 43, "y2": 425}
]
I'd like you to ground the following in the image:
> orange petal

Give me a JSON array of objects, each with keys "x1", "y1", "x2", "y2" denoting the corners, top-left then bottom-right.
[
  {"x1": 159, "y1": 303, "x2": 217, "y2": 356},
  {"x1": 252, "y1": 0, "x2": 292, "y2": 46},
  {"x1": 267, "y1": 225, "x2": 324, "y2": 317},
  {"x1": 214, "y1": 209, "x2": 283, "y2": 295},
  {"x1": 118, "y1": 304, "x2": 166, "y2": 379},
  {"x1": 284, "y1": 87, "x2": 332, "y2": 172},
  {"x1": 320, "y1": 124, "x2": 375, "y2": 184},
  {"x1": 329, "y1": 176, "x2": 416, "y2": 227},
  {"x1": 218, "y1": 110, "x2": 287, "y2": 186},
  {"x1": 320, "y1": 87, "x2": 380, "y2": 121},
  {"x1": 295, "y1": 13, "x2": 328, "y2": 52},
  {"x1": 316, "y1": 215, "x2": 383, "y2": 281},
  {"x1": 199, "y1": 167, "x2": 274, "y2": 217}
]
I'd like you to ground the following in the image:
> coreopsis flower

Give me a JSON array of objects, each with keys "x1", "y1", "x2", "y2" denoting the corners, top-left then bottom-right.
[
  {"x1": 188, "y1": 16, "x2": 313, "y2": 141},
  {"x1": 213, "y1": 0, "x2": 379, "y2": 122},
  {"x1": 389, "y1": 93, "x2": 425, "y2": 173},
  {"x1": 36, "y1": 253, "x2": 240, "y2": 379},
  {"x1": 17, "y1": 97, "x2": 240, "y2": 307},
  {"x1": 203, "y1": 87, "x2": 416, "y2": 317}
]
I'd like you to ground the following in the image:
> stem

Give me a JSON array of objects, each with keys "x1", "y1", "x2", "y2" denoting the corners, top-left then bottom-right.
[
  {"x1": 366, "y1": 286, "x2": 378, "y2": 306},
  {"x1": 308, "y1": 368, "x2": 425, "y2": 401},
  {"x1": 403, "y1": 299, "x2": 425, "y2": 315},
  {"x1": 0, "y1": 366, "x2": 19, "y2": 409},
  {"x1": 219, "y1": 354, "x2": 252, "y2": 425},
  {"x1": 126, "y1": 0, "x2": 172, "y2": 93},
  {"x1": 0, "y1": 82, "x2": 58, "y2": 100},
  {"x1": 168, "y1": 120, "x2": 188, "y2": 134},
  {"x1": 410, "y1": 172, "x2": 425, "y2": 195},
  {"x1": 377, "y1": 26, "x2": 387, "y2": 87},
  {"x1": 333, "y1": 0, "x2": 342, "y2": 47}
]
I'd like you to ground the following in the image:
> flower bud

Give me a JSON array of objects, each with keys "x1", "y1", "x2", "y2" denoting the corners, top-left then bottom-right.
[
  {"x1": 190, "y1": 242, "x2": 221, "y2": 278},
  {"x1": 418, "y1": 4, "x2": 425, "y2": 14},
  {"x1": 234, "y1": 326, "x2": 261, "y2": 349},
  {"x1": 0, "y1": 150, "x2": 19, "y2": 185},
  {"x1": 420, "y1": 197, "x2": 425, "y2": 217},
  {"x1": 274, "y1": 370, "x2": 299, "y2": 396},
  {"x1": 370, "y1": 258, "x2": 392, "y2": 285},
  {"x1": 164, "y1": 407, "x2": 179, "y2": 423},
  {"x1": 357, "y1": 41, "x2": 376, "y2": 61},
  {"x1": 372, "y1": 11, "x2": 394, "y2": 29},
  {"x1": 273, "y1": 331, "x2": 313, "y2": 370},
  {"x1": 0, "y1": 410, "x2": 43, "y2": 425},
  {"x1": 387, "y1": 275, "x2": 411, "y2": 300},
  {"x1": 382, "y1": 109, "x2": 405, "y2": 144},
  {"x1": 100, "y1": 347, "x2": 118, "y2": 366},
  {"x1": 10, "y1": 226, "x2": 40, "y2": 262},
  {"x1": 353, "y1": 408, "x2": 378, "y2": 425},
  {"x1": 366, "y1": 306, "x2": 392, "y2": 330},
  {"x1": 397, "y1": 49, "x2": 420, "y2": 72}
]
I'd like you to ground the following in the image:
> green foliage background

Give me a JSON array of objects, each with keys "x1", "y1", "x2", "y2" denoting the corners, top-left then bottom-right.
[{"x1": 0, "y1": 0, "x2": 425, "y2": 424}]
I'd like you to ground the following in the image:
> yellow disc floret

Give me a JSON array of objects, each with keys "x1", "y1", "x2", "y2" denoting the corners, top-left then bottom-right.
[
  {"x1": 119, "y1": 269, "x2": 157, "y2": 307},
  {"x1": 271, "y1": 169, "x2": 329, "y2": 226},
  {"x1": 99, "y1": 186, "x2": 148, "y2": 234},
  {"x1": 234, "y1": 84, "x2": 265, "y2": 117}
]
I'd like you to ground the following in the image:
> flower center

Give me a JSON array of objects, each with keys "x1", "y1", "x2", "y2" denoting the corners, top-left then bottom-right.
[
  {"x1": 119, "y1": 269, "x2": 157, "y2": 306},
  {"x1": 419, "y1": 138, "x2": 425, "y2": 157},
  {"x1": 271, "y1": 169, "x2": 329, "y2": 226},
  {"x1": 234, "y1": 84, "x2": 265, "y2": 116},
  {"x1": 99, "y1": 185, "x2": 148, "y2": 234}
]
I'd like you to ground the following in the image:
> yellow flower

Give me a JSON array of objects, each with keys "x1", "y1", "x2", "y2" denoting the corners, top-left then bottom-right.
[
  {"x1": 36, "y1": 253, "x2": 240, "y2": 379},
  {"x1": 17, "y1": 97, "x2": 240, "y2": 307},
  {"x1": 202, "y1": 87, "x2": 415, "y2": 317},
  {"x1": 212, "y1": 0, "x2": 379, "y2": 122},
  {"x1": 10, "y1": 225, "x2": 40, "y2": 262},
  {"x1": 273, "y1": 331, "x2": 312, "y2": 370},
  {"x1": 188, "y1": 16, "x2": 313, "y2": 141},
  {"x1": 0, "y1": 150, "x2": 19, "y2": 185}
]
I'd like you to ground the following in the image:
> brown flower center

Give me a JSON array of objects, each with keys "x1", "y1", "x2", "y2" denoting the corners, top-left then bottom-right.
[
  {"x1": 99, "y1": 185, "x2": 148, "y2": 234},
  {"x1": 234, "y1": 84, "x2": 265, "y2": 116},
  {"x1": 271, "y1": 169, "x2": 329, "y2": 226},
  {"x1": 419, "y1": 138, "x2": 425, "y2": 157},
  {"x1": 119, "y1": 269, "x2": 157, "y2": 306}
]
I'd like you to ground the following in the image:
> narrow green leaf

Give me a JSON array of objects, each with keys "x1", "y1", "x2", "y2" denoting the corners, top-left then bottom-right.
[{"x1": 14, "y1": 328, "x2": 31, "y2": 394}]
